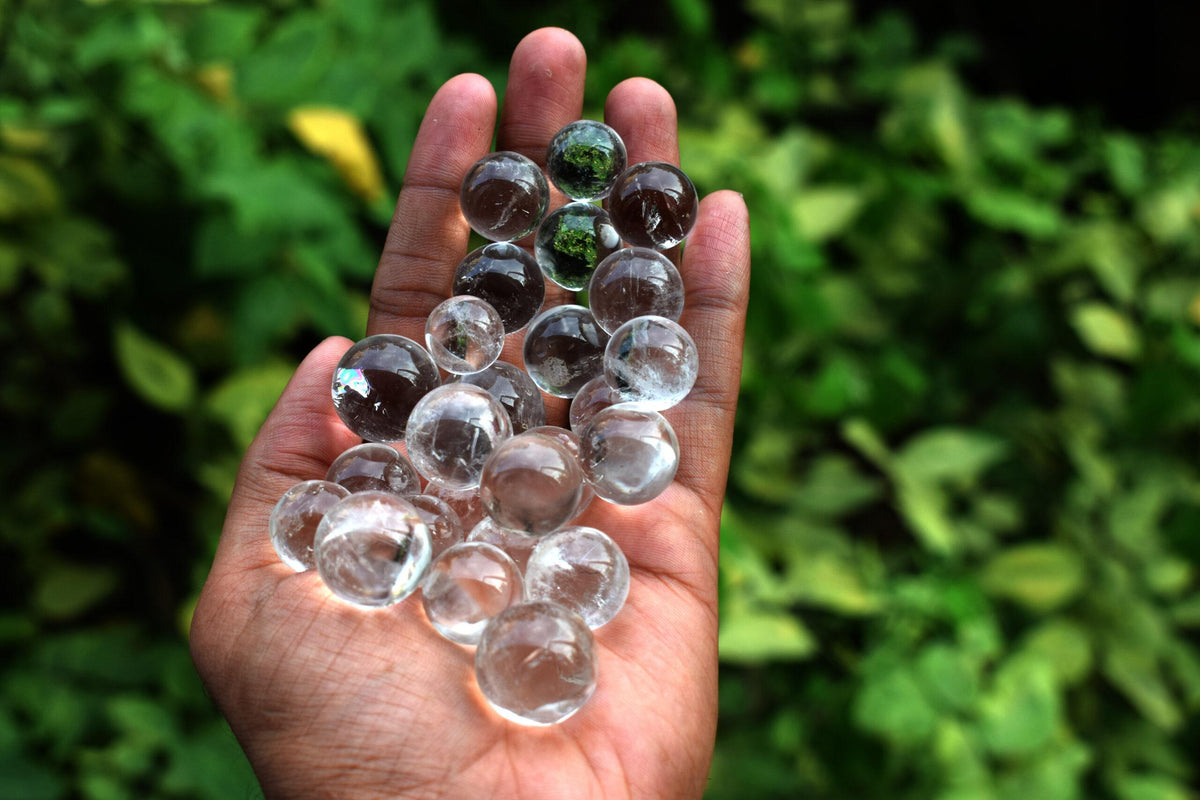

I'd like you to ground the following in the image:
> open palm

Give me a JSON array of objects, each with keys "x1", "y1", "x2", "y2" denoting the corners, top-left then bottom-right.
[{"x1": 190, "y1": 28, "x2": 750, "y2": 800}]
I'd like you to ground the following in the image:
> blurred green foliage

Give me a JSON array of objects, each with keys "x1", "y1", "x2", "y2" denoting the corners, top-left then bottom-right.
[{"x1": 1, "y1": 0, "x2": 1197, "y2": 798}]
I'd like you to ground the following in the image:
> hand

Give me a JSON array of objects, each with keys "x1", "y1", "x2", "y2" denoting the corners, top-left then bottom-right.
[{"x1": 190, "y1": 27, "x2": 750, "y2": 800}]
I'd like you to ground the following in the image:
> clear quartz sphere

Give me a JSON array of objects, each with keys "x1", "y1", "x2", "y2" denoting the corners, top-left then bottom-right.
[
  {"x1": 421, "y1": 542, "x2": 524, "y2": 646},
  {"x1": 313, "y1": 491, "x2": 431, "y2": 608},
  {"x1": 569, "y1": 375, "x2": 624, "y2": 433},
  {"x1": 525, "y1": 426, "x2": 594, "y2": 521},
  {"x1": 326, "y1": 442, "x2": 422, "y2": 495},
  {"x1": 475, "y1": 602, "x2": 597, "y2": 726},
  {"x1": 459, "y1": 151, "x2": 549, "y2": 242},
  {"x1": 534, "y1": 202, "x2": 620, "y2": 291},
  {"x1": 269, "y1": 480, "x2": 351, "y2": 571},
  {"x1": 607, "y1": 161, "x2": 699, "y2": 250},
  {"x1": 468, "y1": 517, "x2": 538, "y2": 573},
  {"x1": 425, "y1": 482, "x2": 485, "y2": 531},
  {"x1": 545, "y1": 120, "x2": 627, "y2": 201},
  {"x1": 522, "y1": 305, "x2": 609, "y2": 398},
  {"x1": 479, "y1": 432, "x2": 583, "y2": 535},
  {"x1": 405, "y1": 383, "x2": 513, "y2": 491},
  {"x1": 580, "y1": 406, "x2": 679, "y2": 505},
  {"x1": 603, "y1": 315, "x2": 699, "y2": 411},
  {"x1": 452, "y1": 242, "x2": 545, "y2": 333},
  {"x1": 407, "y1": 494, "x2": 465, "y2": 560},
  {"x1": 525, "y1": 526, "x2": 630, "y2": 629},
  {"x1": 425, "y1": 296, "x2": 505, "y2": 375},
  {"x1": 451, "y1": 361, "x2": 546, "y2": 434},
  {"x1": 331, "y1": 334, "x2": 441, "y2": 442},
  {"x1": 588, "y1": 247, "x2": 685, "y2": 335}
]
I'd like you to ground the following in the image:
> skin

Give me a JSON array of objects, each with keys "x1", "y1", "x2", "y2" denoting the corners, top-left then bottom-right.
[{"x1": 190, "y1": 28, "x2": 751, "y2": 800}]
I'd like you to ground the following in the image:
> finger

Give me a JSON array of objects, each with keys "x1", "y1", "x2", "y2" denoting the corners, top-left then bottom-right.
[
  {"x1": 496, "y1": 28, "x2": 587, "y2": 171},
  {"x1": 367, "y1": 74, "x2": 498, "y2": 339},
  {"x1": 604, "y1": 77, "x2": 679, "y2": 166}
]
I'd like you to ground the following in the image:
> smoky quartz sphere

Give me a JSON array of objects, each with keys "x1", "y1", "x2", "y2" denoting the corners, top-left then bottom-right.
[
  {"x1": 451, "y1": 361, "x2": 546, "y2": 434},
  {"x1": 421, "y1": 542, "x2": 524, "y2": 646},
  {"x1": 452, "y1": 243, "x2": 545, "y2": 333},
  {"x1": 331, "y1": 334, "x2": 441, "y2": 442},
  {"x1": 475, "y1": 602, "x2": 597, "y2": 726},
  {"x1": 405, "y1": 383, "x2": 513, "y2": 491},
  {"x1": 604, "y1": 315, "x2": 699, "y2": 411},
  {"x1": 269, "y1": 480, "x2": 351, "y2": 572},
  {"x1": 580, "y1": 406, "x2": 680, "y2": 505},
  {"x1": 588, "y1": 247, "x2": 685, "y2": 335},
  {"x1": 424, "y1": 295, "x2": 505, "y2": 375},
  {"x1": 534, "y1": 202, "x2": 621, "y2": 291},
  {"x1": 326, "y1": 442, "x2": 421, "y2": 495},
  {"x1": 545, "y1": 120, "x2": 627, "y2": 201},
  {"x1": 525, "y1": 526, "x2": 630, "y2": 629},
  {"x1": 459, "y1": 151, "x2": 549, "y2": 242},
  {"x1": 608, "y1": 161, "x2": 699, "y2": 250},
  {"x1": 314, "y1": 491, "x2": 431, "y2": 608},
  {"x1": 522, "y1": 305, "x2": 609, "y2": 398},
  {"x1": 479, "y1": 431, "x2": 584, "y2": 535}
]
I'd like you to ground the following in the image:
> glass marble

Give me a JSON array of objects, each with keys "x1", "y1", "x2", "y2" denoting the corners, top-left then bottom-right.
[
  {"x1": 421, "y1": 542, "x2": 524, "y2": 645},
  {"x1": 479, "y1": 432, "x2": 584, "y2": 535},
  {"x1": 468, "y1": 517, "x2": 538, "y2": 573},
  {"x1": 545, "y1": 120, "x2": 627, "y2": 202},
  {"x1": 425, "y1": 482, "x2": 485, "y2": 531},
  {"x1": 424, "y1": 295, "x2": 505, "y2": 375},
  {"x1": 405, "y1": 384, "x2": 512, "y2": 491},
  {"x1": 588, "y1": 247, "x2": 685, "y2": 335},
  {"x1": 534, "y1": 202, "x2": 620, "y2": 291},
  {"x1": 522, "y1": 305, "x2": 609, "y2": 398},
  {"x1": 459, "y1": 151, "x2": 549, "y2": 242},
  {"x1": 604, "y1": 315, "x2": 699, "y2": 411},
  {"x1": 451, "y1": 361, "x2": 546, "y2": 434},
  {"x1": 475, "y1": 602, "x2": 597, "y2": 726},
  {"x1": 452, "y1": 242, "x2": 545, "y2": 333},
  {"x1": 525, "y1": 526, "x2": 630, "y2": 629},
  {"x1": 607, "y1": 161, "x2": 698, "y2": 250},
  {"x1": 326, "y1": 442, "x2": 422, "y2": 495},
  {"x1": 331, "y1": 334, "x2": 441, "y2": 442},
  {"x1": 313, "y1": 491, "x2": 431, "y2": 608},
  {"x1": 269, "y1": 480, "x2": 351, "y2": 572},
  {"x1": 407, "y1": 494, "x2": 465, "y2": 560},
  {"x1": 580, "y1": 406, "x2": 679, "y2": 505},
  {"x1": 569, "y1": 375, "x2": 625, "y2": 434},
  {"x1": 526, "y1": 426, "x2": 595, "y2": 521}
]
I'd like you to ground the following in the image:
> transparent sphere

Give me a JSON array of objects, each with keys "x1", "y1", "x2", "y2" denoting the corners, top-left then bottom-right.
[
  {"x1": 479, "y1": 432, "x2": 583, "y2": 535},
  {"x1": 522, "y1": 305, "x2": 609, "y2": 398},
  {"x1": 425, "y1": 295, "x2": 505, "y2": 375},
  {"x1": 407, "y1": 494, "x2": 465, "y2": 560},
  {"x1": 453, "y1": 243, "x2": 545, "y2": 333},
  {"x1": 425, "y1": 483, "x2": 485, "y2": 531},
  {"x1": 468, "y1": 517, "x2": 538, "y2": 573},
  {"x1": 534, "y1": 202, "x2": 620, "y2": 291},
  {"x1": 331, "y1": 335, "x2": 441, "y2": 442},
  {"x1": 269, "y1": 480, "x2": 351, "y2": 571},
  {"x1": 459, "y1": 151, "x2": 549, "y2": 242},
  {"x1": 326, "y1": 442, "x2": 422, "y2": 495},
  {"x1": 525, "y1": 426, "x2": 595, "y2": 520},
  {"x1": 421, "y1": 542, "x2": 524, "y2": 645},
  {"x1": 569, "y1": 375, "x2": 624, "y2": 434},
  {"x1": 314, "y1": 491, "x2": 431, "y2": 608},
  {"x1": 604, "y1": 316, "x2": 699, "y2": 411},
  {"x1": 452, "y1": 361, "x2": 546, "y2": 434},
  {"x1": 588, "y1": 247, "x2": 685, "y2": 335},
  {"x1": 580, "y1": 406, "x2": 679, "y2": 505},
  {"x1": 525, "y1": 527, "x2": 630, "y2": 629},
  {"x1": 475, "y1": 602, "x2": 597, "y2": 726},
  {"x1": 545, "y1": 120, "x2": 627, "y2": 201},
  {"x1": 405, "y1": 384, "x2": 512, "y2": 491},
  {"x1": 607, "y1": 162, "x2": 698, "y2": 250}
]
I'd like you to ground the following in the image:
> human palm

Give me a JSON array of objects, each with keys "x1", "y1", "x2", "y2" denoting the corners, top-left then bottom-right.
[{"x1": 190, "y1": 28, "x2": 750, "y2": 800}]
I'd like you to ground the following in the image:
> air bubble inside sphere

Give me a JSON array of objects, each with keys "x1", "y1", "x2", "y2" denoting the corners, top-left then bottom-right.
[
  {"x1": 479, "y1": 432, "x2": 583, "y2": 535},
  {"x1": 608, "y1": 161, "x2": 698, "y2": 250},
  {"x1": 459, "y1": 151, "x2": 549, "y2": 242},
  {"x1": 332, "y1": 335, "x2": 441, "y2": 442},
  {"x1": 604, "y1": 316, "x2": 699, "y2": 411},
  {"x1": 475, "y1": 602, "x2": 597, "y2": 726},
  {"x1": 326, "y1": 442, "x2": 421, "y2": 495},
  {"x1": 534, "y1": 202, "x2": 620, "y2": 291},
  {"x1": 405, "y1": 383, "x2": 513, "y2": 491},
  {"x1": 269, "y1": 480, "x2": 351, "y2": 571},
  {"x1": 468, "y1": 517, "x2": 537, "y2": 573},
  {"x1": 580, "y1": 406, "x2": 679, "y2": 505},
  {"x1": 522, "y1": 305, "x2": 609, "y2": 398},
  {"x1": 525, "y1": 527, "x2": 630, "y2": 629},
  {"x1": 452, "y1": 243, "x2": 545, "y2": 333},
  {"x1": 407, "y1": 494, "x2": 465, "y2": 560},
  {"x1": 588, "y1": 247, "x2": 685, "y2": 335},
  {"x1": 545, "y1": 120, "x2": 627, "y2": 201},
  {"x1": 452, "y1": 361, "x2": 546, "y2": 434},
  {"x1": 314, "y1": 491, "x2": 431, "y2": 608},
  {"x1": 421, "y1": 542, "x2": 524, "y2": 645},
  {"x1": 425, "y1": 296, "x2": 505, "y2": 375}
]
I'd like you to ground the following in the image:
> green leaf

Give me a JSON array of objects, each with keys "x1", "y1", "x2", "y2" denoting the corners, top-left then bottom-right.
[
  {"x1": 33, "y1": 564, "x2": 118, "y2": 620},
  {"x1": 1023, "y1": 619, "x2": 1093, "y2": 685},
  {"x1": 0, "y1": 156, "x2": 59, "y2": 219},
  {"x1": 1103, "y1": 134, "x2": 1146, "y2": 195},
  {"x1": 1071, "y1": 302, "x2": 1141, "y2": 360},
  {"x1": 112, "y1": 322, "x2": 196, "y2": 412},
  {"x1": 980, "y1": 656, "x2": 1060, "y2": 756},
  {"x1": 981, "y1": 544, "x2": 1086, "y2": 612},
  {"x1": 894, "y1": 427, "x2": 1008, "y2": 484},
  {"x1": 1103, "y1": 647, "x2": 1182, "y2": 730},
  {"x1": 854, "y1": 665, "x2": 938, "y2": 745},
  {"x1": 791, "y1": 185, "x2": 866, "y2": 241},
  {"x1": 718, "y1": 607, "x2": 816, "y2": 663},
  {"x1": 896, "y1": 478, "x2": 958, "y2": 554},
  {"x1": 964, "y1": 185, "x2": 1063, "y2": 238},
  {"x1": 205, "y1": 361, "x2": 296, "y2": 448},
  {"x1": 915, "y1": 643, "x2": 979, "y2": 711},
  {"x1": 1114, "y1": 774, "x2": 1192, "y2": 800}
]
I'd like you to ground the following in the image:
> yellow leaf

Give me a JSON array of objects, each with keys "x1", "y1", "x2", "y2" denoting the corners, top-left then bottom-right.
[{"x1": 288, "y1": 106, "x2": 385, "y2": 203}]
